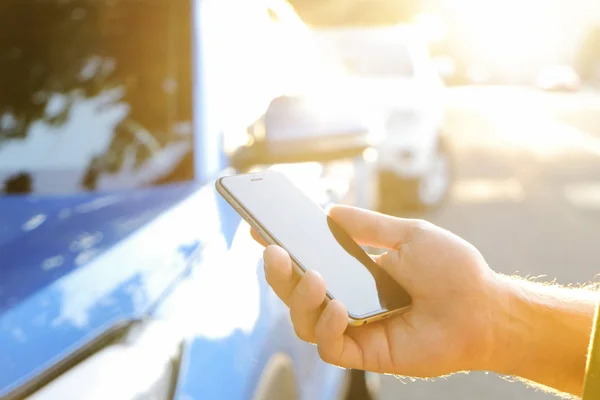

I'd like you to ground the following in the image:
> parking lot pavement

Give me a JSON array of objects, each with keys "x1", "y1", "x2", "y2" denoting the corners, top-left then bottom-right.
[{"x1": 379, "y1": 86, "x2": 600, "y2": 400}]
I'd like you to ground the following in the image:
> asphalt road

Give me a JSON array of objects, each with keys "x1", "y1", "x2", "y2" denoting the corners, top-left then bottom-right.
[{"x1": 378, "y1": 86, "x2": 600, "y2": 400}]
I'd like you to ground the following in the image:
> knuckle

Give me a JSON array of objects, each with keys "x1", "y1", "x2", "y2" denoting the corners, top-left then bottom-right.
[
  {"x1": 294, "y1": 276, "x2": 311, "y2": 298},
  {"x1": 378, "y1": 250, "x2": 392, "y2": 266},
  {"x1": 292, "y1": 321, "x2": 314, "y2": 343},
  {"x1": 296, "y1": 329, "x2": 314, "y2": 343},
  {"x1": 290, "y1": 309, "x2": 315, "y2": 343},
  {"x1": 317, "y1": 345, "x2": 333, "y2": 364},
  {"x1": 263, "y1": 267, "x2": 279, "y2": 286},
  {"x1": 290, "y1": 286, "x2": 309, "y2": 309},
  {"x1": 317, "y1": 345, "x2": 342, "y2": 368},
  {"x1": 411, "y1": 219, "x2": 431, "y2": 237},
  {"x1": 380, "y1": 248, "x2": 402, "y2": 267}
]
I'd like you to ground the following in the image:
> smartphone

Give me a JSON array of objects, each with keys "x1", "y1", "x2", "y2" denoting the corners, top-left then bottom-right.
[{"x1": 216, "y1": 170, "x2": 412, "y2": 326}]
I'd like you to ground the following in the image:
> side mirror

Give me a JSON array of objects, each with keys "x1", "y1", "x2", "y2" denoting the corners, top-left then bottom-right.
[{"x1": 230, "y1": 96, "x2": 375, "y2": 171}]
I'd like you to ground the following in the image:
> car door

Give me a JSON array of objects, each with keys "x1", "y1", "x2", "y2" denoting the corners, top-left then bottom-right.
[
  {"x1": 0, "y1": 0, "x2": 231, "y2": 397},
  {"x1": 0, "y1": 0, "x2": 361, "y2": 399}
]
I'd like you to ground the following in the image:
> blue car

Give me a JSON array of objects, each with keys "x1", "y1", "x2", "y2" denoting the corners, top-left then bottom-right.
[{"x1": 0, "y1": 0, "x2": 376, "y2": 398}]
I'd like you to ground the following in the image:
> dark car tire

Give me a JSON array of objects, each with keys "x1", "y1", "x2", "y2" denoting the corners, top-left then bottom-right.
[
  {"x1": 345, "y1": 369, "x2": 377, "y2": 400},
  {"x1": 252, "y1": 354, "x2": 298, "y2": 400}
]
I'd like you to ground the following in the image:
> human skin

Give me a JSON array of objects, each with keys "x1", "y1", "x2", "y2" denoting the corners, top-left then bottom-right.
[{"x1": 251, "y1": 205, "x2": 598, "y2": 397}]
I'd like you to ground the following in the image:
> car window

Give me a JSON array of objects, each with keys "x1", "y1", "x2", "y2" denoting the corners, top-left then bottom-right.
[
  {"x1": 202, "y1": 0, "x2": 279, "y2": 155},
  {"x1": 0, "y1": 0, "x2": 193, "y2": 195},
  {"x1": 314, "y1": 28, "x2": 416, "y2": 78},
  {"x1": 338, "y1": 39, "x2": 415, "y2": 78},
  {"x1": 211, "y1": 0, "x2": 326, "y2": 154}
]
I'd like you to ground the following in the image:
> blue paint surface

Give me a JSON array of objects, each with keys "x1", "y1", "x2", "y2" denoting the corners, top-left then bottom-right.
[{"x1": 0, "y1": 183, "x2": 208, "y2": 397}]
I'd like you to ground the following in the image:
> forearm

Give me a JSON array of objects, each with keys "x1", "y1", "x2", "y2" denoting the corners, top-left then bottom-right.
[{"x1": 492, "y1": 275, "x2": 598, "y2": 396}]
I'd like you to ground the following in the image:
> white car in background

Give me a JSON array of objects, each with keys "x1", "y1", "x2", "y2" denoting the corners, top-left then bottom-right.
[{"x1": 314, "y1": 24, "x2": 452, "y2": 213}]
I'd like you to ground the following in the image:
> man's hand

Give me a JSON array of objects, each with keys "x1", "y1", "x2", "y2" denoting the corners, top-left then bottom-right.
[
  {"x1": 252, "y1": 205, "x2": 506, "y2": 377},
  {"x1": 251, "y1": 204, "x2": 599, "y2": 396}
]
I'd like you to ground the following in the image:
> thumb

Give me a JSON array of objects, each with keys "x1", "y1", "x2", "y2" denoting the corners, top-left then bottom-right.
[
  {"x1": 327, "y1": 205, "x2": 417, "y2": 250},
  {"x1": 374, "y1": 249, "x2": 414, "y2": 291}
]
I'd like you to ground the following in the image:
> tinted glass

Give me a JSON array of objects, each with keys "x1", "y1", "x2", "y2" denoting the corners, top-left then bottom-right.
[
  {"x1": 221, "y1": 171, "x2": 411, "y2": 318},
  {"x1": 0, "y1": 0, "x2": 193, "y2": 196},
  {"x1": 340, "y1": 41, "x2": 415, "y2": 77},
  {"x1": 317, "y1": 29, "x2": 415, "y2": 78}
]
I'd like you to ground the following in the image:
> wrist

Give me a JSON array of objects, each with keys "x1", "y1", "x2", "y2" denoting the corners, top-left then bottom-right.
[
  {"x1": 483, "y1": 273, "x2": 518, "y2": 374},
  {"x1": 489, "y1": 274, "x2": 598, "y2": 395}
]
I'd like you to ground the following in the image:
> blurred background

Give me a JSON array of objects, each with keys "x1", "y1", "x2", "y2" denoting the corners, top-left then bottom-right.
[
  {"x1": 291, "y1": 0, "x2": 600, "y2": 399},
  {"x1": 1, "y1": 0, "x2": 600, "y2": 399}
]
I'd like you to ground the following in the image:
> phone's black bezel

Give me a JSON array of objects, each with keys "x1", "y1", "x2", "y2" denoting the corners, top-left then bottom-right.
[{"x1": 216, "y1": 172, "x2": 410, "y2": 321}]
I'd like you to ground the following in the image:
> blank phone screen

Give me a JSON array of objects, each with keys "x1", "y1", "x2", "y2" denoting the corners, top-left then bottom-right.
[{"x1": 221, "y1": 170, "x2": 412, "y2": 318}]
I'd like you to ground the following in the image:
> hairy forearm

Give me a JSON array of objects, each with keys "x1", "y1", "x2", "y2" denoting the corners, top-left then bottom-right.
[{"x1": 492, "y1": 276, "x2": 598, "y2": 397}]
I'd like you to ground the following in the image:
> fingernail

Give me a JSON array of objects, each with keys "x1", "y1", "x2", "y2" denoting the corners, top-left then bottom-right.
[{"x1": 296, "y1": 271, "x2": 312, "y2": 295}]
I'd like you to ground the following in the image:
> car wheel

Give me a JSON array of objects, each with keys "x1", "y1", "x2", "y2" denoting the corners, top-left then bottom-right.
[
  {"x1": 377, "y1": 137, "x2": 452, "y2": 214},
  {"x1": 344, "y1": 369, "x2": 379, "y2": 400},
  {"x1": 252, "y1": 354, "x2": 298, "y2": 400}
]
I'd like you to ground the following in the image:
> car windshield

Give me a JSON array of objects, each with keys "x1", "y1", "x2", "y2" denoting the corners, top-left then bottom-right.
[
  {"x1": 0, "y1": 0, "x2": 193, "y2": 196},
  {"x1": 318, "y1": 33, "x2": 415, "y2": 78}
]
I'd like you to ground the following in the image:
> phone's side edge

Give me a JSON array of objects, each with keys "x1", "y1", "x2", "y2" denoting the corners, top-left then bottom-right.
[
  {"x1": 218, "y1": 176, "x2": 358, "y2": 324},
  {"x1": 214, "y1": 177, "x2": 228, "y2": 198},
  {"x1": 217, "y1": 177, "x2": 315, "y2": 284},
  {"x1": 216, "y1": 177, "x2": 278, "y2": 248},
  {"x1": 347, "y1": 304, "x2": 413, "y2": 327}
]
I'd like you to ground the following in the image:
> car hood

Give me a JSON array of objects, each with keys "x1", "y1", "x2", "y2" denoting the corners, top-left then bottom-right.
[{"x1": 0, "y1": 183, "x2": 220, "y2": 397}]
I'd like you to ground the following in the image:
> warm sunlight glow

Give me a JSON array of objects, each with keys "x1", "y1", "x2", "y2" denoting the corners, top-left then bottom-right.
[
  {"x1": 454, "y1": 0, "x2": 546, "y2": 64},
  {"x1": 414, "y1": 13, "x2": 445, "y2": 43},
  {"x1": 564, "y1": 183, "x2": 600, "y2": 210},
  {"x1": 444, "y1": 0, "x2": 600, "y2": 81},
  {"x1": 452, "y1": 178, "x2": 525, "y2": 204}
]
